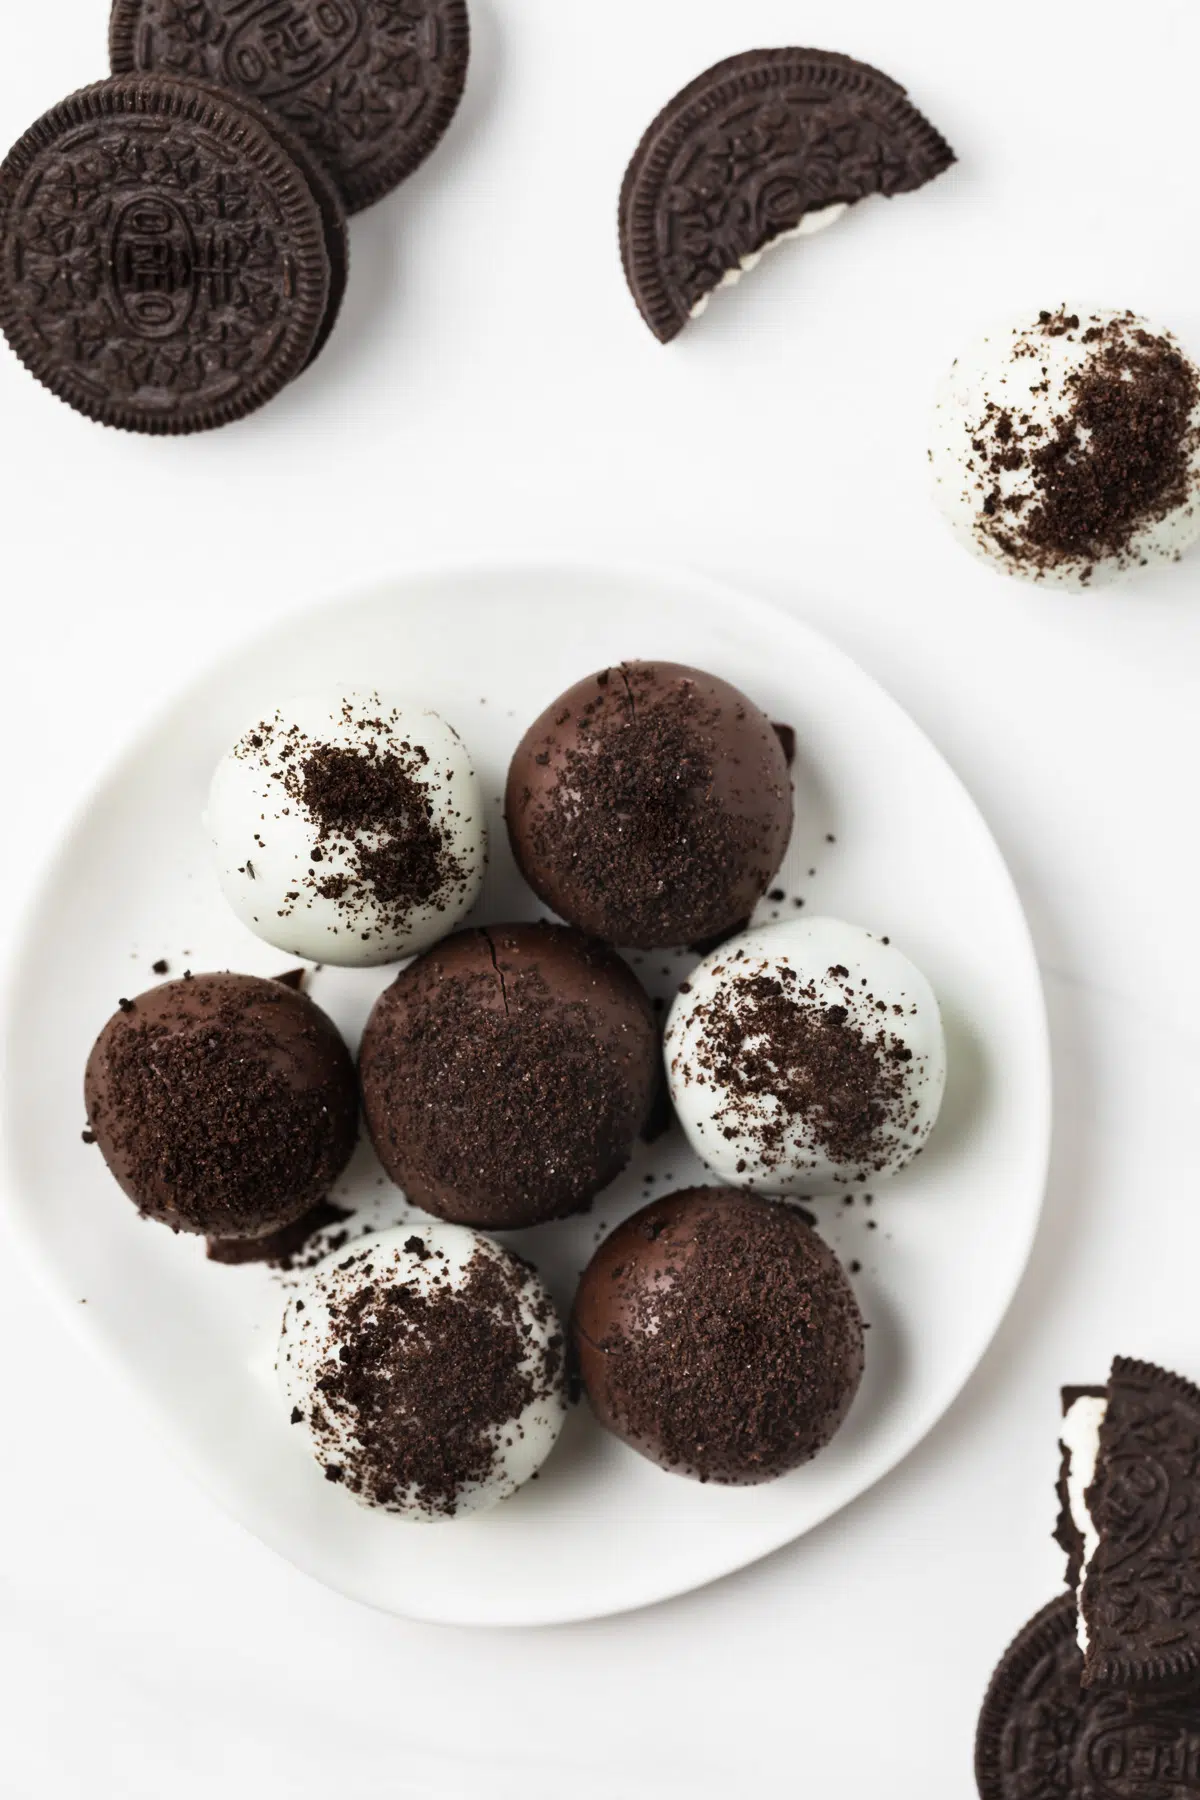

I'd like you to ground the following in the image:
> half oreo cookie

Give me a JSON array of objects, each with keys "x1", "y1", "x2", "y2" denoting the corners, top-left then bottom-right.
[
  {"x1": 619, "y1": 48, "x2": 955, "y2": 343},
  {"x1": 0, "y1": 76, "x2": 346, "y2": 432},
  {"x1": 1057, "y1": 1358, "x2": 1200, "y2": 1698},
  {"x1": 110, "y1": 0, "x2": 471, "y2": 213},
  {"x1": 975, "y1": 1593, "x2": 1200, "y2": 1799}
]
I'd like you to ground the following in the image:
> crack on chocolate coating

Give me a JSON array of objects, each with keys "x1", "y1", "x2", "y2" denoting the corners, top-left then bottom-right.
[
  {"x1": 359, "y1": 926, "x2": 659, "y2": 1229},
  {"x1": 481, "y1": 927, "x2": 510, "y2": 1017}
]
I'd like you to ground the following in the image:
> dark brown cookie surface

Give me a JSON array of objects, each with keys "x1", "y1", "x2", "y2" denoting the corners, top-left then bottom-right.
[
  {"x1": 110, "y1": 0, "x2": 470, "y2": 213},
  {"x1": 0, "y1": 77, "x2": 339, "y2": 433},
  {"x1": 1083, "y1": 1359, "x2": 1200, "y2": 1697},
  {"x1": 620, "y1": 48, "x2": 954, "y2": 343},
  {"x1": 976, "y1": 1593, "x2": 1200, "y2": 1798},
  {"x1": 224, "y1": 84, "x2": 350, "y2": 368}
]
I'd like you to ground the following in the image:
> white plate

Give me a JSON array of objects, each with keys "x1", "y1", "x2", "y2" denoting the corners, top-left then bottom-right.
[{"x1": 1, "y1": 563, "x2": 1050, "y2": 1627}]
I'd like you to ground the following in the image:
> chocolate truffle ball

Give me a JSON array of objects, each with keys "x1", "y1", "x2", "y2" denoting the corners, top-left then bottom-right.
[
  {"x1": 359, "y1": 924, "x2": 659, "y2": 1229},
  {"x1": 573, "y1": 1188, "x2": 865, "y2": 1483},
  {"x1": 279, "y1": 1225, "x2": 567, "y2": 1522},
  {"x1": 665, "y1": 917, "x2": 946, "y2": 1193},
  {"x1": 85, "y1": 973, "x2": 358, "y2": 1238},
  {"x1": 505, "y1": 661, "x2": 793, "y2": 949},
  {"x1": 930, "y1": 307, "x2": 1200, "y2": 588},
  {"x1": 206, "y1": 690, "x2": 487, "y2": 968}
]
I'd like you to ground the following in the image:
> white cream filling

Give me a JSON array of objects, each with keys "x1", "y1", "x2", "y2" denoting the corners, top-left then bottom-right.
[
  {"x1": 1062, "y1": 1393, "x2": 1108, "y2": 1651},
  {"x1": 690, "y1": 203, "x2": 849, "y2": 317}
]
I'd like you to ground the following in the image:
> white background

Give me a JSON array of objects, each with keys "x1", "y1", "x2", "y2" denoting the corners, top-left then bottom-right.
[{"x1": 1, "y1": 1, "x2": 1198, "y2": 1794}]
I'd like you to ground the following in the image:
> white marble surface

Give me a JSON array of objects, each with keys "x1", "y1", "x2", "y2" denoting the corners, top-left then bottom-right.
[{"x1": 1, "y1": 0, "x2": 1198, "y2": 1793}]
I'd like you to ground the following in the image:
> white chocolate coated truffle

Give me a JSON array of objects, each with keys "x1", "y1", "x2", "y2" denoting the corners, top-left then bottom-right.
[
  {"x1": 206, "y1": 690, "x2": 486, "y2": 967},
  {"x1": 665, "y1": 917, "x2": 946, "y2": 1193},
  {"x1": 278, "y1": 1225, "x2": 567, "y2": 1522},
  {"x1": 930, "y1": 307, "x2": 1200, "y2": 588}
]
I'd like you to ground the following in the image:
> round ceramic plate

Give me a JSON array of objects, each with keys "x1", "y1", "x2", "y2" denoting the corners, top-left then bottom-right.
[{"x1": 1, "y1": 564, "x2": 1050, "y2": 1626}]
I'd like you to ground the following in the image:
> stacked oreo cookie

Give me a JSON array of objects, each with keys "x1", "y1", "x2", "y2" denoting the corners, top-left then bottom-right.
[
  {"x1": 0, "y1": 2, "x2": 469, "y2": 432},
  {"x1": 976, "y1": 1358, "x2": 1200, "y2": 1797}
]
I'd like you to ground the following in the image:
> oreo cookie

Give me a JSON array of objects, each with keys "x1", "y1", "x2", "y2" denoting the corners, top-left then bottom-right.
[
  {"x1": 975, "y1": 1594, "x2": 1200, "y2": 1798},
  {"x1": 213, "y1": 85, "x2": 350, "y2": 369},
  {"x1": 109, "y1": 0, "x2": 471, "y2": 214},
  {"x1": 0, "y1": 77, "x2": 345, "y2": 433},
  {"x1": 1060, "y1": 1359, "x2": 1200, "y2": 1698},
  {"x1": 619, "y1": 48, "x2": 955, "y2": 343}
]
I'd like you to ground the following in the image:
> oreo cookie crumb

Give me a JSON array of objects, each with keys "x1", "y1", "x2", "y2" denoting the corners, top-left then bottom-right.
[
  {"x1": 296, "y1": 1245, "x2": 559, "y2": 1516},
  {"x1": 677, "y1": 970, "x2": 920, "y2": 1173},
  {"x1": 575, "y1": 1191, "x2": 864, "y2": 1482},
  {"x1": 962, "y1": 310, "x2": 1200, "y2": 580},
  {"x1": 229, "y1": 700, "x2": 476, "y2": 950}
]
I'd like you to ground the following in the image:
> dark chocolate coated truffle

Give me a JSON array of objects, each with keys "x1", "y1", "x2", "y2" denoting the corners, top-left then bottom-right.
[
  {"x1": 573, "y1": 1188, "x2": 864, "y2": 1483},
  {"x1": 85, "y1": 973, "x2": 358, "y2": 1238},
  {"x1": 359, "y1": 924, "x2": 659, "y2": 1229},
  {"x1": 505, "y1": 661, "x2": 793, "y2": 949}
]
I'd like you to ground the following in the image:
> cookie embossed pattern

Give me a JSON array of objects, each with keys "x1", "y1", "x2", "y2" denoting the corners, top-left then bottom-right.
[
  {"x1": 110, "y1": 0, "x2": 472, "y2": 212},
  {"x1": 1063, "y1": 1360, "x2": 1200, "y2": 1697},
  {"x1": 975, "y1": 1595, "x2": 1200, "y2": 1800},
  {"x1": 0, "y1": 77, "x2": 345, "y2": 431},
  {"x1": 620, "y1": 48, "x2": 955, "y2": 342}
]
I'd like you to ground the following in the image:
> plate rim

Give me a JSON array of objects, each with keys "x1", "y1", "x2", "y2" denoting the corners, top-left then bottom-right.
[{"x1": 0, "y1": 556, "x2": 1053, "y2": 1627}]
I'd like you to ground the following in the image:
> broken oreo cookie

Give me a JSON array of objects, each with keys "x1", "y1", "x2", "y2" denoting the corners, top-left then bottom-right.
[
  {"x1": 620, "y1": 48, "x2": 954, "y2": 343},
  {"x1": 109, "y1": 0, "x2": 471, "y2": 214},
  {"x1": 975, "y1": 1593, "x2": 1200, "y2": 1798},
  {"x1": 1057, "y1": 1358, "x2": 1200, "y2": 1699},
  {"x1": 0, "y1": 76, "x2": 347, "y2": 433}
]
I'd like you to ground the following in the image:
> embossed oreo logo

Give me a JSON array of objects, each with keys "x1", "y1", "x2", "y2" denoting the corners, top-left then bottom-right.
[
  {"x1": 224, "y1": 0, "x2": 362, "y2": 100},
  {"x1": 110, "y1": 198, "x2": 197, "y2": 337},
  {"x1": 1085, "y1": 1715, "x2": 1200, "y2": 1797}
]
